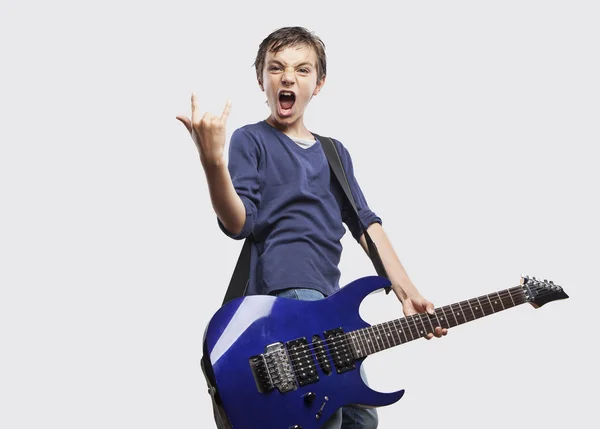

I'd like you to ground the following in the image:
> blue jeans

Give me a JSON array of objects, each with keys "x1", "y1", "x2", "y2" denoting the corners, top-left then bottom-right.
[{"x1": 274, "y1": 288, "x2": 379, "y2": 429}]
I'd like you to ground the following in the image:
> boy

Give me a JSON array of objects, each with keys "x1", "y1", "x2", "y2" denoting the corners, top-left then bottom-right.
[{"x1": 177, "y1": 26, "x2": 447, "y2": 429}]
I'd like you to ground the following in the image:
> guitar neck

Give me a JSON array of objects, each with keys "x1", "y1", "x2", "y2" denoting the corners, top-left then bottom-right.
[{"x1": 347, "y1": 286, "x2": 528, "y2": 359}]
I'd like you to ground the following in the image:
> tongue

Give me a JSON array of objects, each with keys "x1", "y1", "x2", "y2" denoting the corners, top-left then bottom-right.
[{"x1": 280, "y1": 99, "x2": 294, "y2": 109}]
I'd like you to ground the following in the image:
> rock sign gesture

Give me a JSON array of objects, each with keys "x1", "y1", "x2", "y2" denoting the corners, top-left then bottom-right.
[{"x1": 176, "y1": 93, "x2": 232, "y2": 167}]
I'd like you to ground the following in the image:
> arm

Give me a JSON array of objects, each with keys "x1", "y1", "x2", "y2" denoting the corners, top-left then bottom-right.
[
  {"x1": 359, "y1": 222, "x2": 447, "y2": 339},
  {"x1": 358, "y1": 222, "x2": 419, "y2": 302},
  {"x1": 360, "y1": 223, "x2": 420, "y2": 301},
  {"x1": 176, "y1": 95, "x2": 250, "y2": 237},
  {"x1": 201, "y1": 161, "x2": 246, "y2": 236}
]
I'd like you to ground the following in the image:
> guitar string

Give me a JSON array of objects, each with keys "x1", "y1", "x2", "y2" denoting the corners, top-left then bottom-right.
[
  {"x1": 286, "y1": 287, "x2": 529, "y2": 357},
  {"x1": 282, "y1": 287, "x2": 560, "y2": 371},
  {"x1": 283, "y1": 287, "x2": 560, "y2": 369}
]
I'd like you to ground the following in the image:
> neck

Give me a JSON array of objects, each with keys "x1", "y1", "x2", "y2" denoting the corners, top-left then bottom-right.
[
  {"x1": 346, "y1": 286, "x2": 528, "y2": 359},
  {"x1": 265, "y1": 116, "x2": 312, "y2": 140}
]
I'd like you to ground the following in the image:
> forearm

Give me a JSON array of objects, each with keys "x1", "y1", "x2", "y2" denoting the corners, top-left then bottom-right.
[
  {"x1": 359, "y1": 223, "x2": 420, "y2": 302},
  {"x1": 201, "y1": 158, "x2": 246, "y2": 235}
]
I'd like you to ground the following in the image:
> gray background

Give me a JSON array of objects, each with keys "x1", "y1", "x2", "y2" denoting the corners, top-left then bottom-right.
[{"x1": 1, "y1": 1, "x2": 598, "y2": 428}]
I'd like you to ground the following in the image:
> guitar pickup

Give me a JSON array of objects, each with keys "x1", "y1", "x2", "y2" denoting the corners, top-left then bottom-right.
[
  {"x1": 312, "y1": 335, "x2": 333, "y2": 375},
  {"x1": 324, "y1": 328, "x2": 356, "y2": 374},
  {"x1": 286, "y1": 338, "x2": 319, "y2": 386}
]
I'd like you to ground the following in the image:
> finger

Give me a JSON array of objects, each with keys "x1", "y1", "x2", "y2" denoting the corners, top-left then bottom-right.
[
  {"x1": 403, "y1": 307, "x2": 416, "y2": 317},
  {"x1": 425, "y1": 333, "x2": 433, "y2": 340},
  {"x1": 176, "y1": 115, "x2": 192, "y2": 134},
  {"x1": 442, "y1": 328, "x2": 448, "y2": 336},
  {"x1": 220, "y1": 99, "x2": 232, "y2": 122},
  {"x1": 191, "y1": 92, "x2": 199, "y2": 123},
  {"x1": 434, "y1": 327, "x2": 444, "y2": 338},
  {"x1": 426, "y1": 303, "x2": 435, "y2": 315}
]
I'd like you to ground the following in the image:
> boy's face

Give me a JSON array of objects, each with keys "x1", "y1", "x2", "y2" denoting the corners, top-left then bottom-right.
[{"x1": 260, "y1": 43, "x2": 325, "y2": 129}]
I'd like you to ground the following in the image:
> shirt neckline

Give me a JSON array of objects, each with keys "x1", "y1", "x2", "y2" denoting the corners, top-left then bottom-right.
[{"x1": 261, "y1": 120, "x2": 322, "y2": 153}]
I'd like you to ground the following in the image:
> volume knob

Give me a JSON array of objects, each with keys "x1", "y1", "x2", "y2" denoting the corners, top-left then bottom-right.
[{"x1": 303, "y1": 392, "x2": 317, "y2": 403}]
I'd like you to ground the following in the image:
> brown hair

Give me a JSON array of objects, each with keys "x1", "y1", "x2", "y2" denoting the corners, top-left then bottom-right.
[{"x1": 253, "y1": 26, "x2": 327, "y2": 87}]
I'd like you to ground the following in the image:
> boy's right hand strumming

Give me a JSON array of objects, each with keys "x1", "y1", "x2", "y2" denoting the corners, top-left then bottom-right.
[{"x1": 176, "y1": 93, "x2": 232, "y2": 168}]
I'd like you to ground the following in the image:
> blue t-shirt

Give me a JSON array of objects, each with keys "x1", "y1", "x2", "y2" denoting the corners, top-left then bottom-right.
[{"x1": 218, "y1": 120, "x2": 381, "y2": 297}]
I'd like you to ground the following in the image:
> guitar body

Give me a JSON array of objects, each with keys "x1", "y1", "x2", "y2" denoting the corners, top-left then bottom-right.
[{"x1": 203, "y1": 276, "x2": 404, "y2": 429}]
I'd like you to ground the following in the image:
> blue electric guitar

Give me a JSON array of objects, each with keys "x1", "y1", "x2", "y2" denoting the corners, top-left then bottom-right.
[{"x1": 202, "y1": 275, "x2": 568, "y2": 429}]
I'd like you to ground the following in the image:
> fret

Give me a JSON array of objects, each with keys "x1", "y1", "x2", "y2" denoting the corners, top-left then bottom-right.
[
  {"x1": 379, "y1": 322, "x2": 392, "y2": 349},
  {"x1": 435, "y1": 307, "x2": 450, "y2": 329},
  {"x1": 474, "y1": 297, "x2": 486, "y2": 317},
  {"x1": 357, "y1": 328, "x2": 368, "y2": 357},
  {"x1": 421, "y1": 312, "x2": 436, "y2": 335},
  {"x1": 490, "y1": 292, "x2": 505, "y2": 312},
  {"x1": 433, "y1": 308, "x2": 446, "y2": 329},
  {"x1": 511, "y1": 287, "x2": 527, "y2": 305},
  {"x1": 359, "y1": 328, "x2": 372, "y2": 355},
  {"x1": 502, "y1": 288, "x2": 516, "y2": 308},
  {"x1": 510, "y1": 287, "x2": 527, "y2": 305},
  {"x1": 458, "y1": 300, "x2": 475, "y2": 323},
  {"x1": 371, "y1": 325, "x2": 381, "y2": 351},
  {"x1": 383, "y1": 321, "x2": 397, "y2": 348},
  {"x1": 414, "y1": 314, "x2": 427, "y2": 338},
  {"x1": 443, "y1": 305, "x2": 459, "y2": 327},
  {"x1": 400, "y1": 317, "x2": 416, "y2": 341},
  {"x1": 347, "y1": 332, "x2": 359, "y2": 358},
  {"x1": 465, "y1": 298, "x2": 477, "y2": 320},
  {"x1": 406, "y1": 314, "x2": 421, "y2": 338},
  {"x1": 485, "y1": 294, "x2": 496, "y2": 314},
  {"x1": 366, "y1": 327, "x2": 378, "y2": 353},
  {"x1": 372, "y1": 324, "x2": 385, "y2": 352},
  {"x1": 368, "y1": 326, "x2": 382, "y2": 353},
  {"x1": 394, "y1": 319, "x2": 409, "y2": 344},
  {"x1": 450, "y1": 303, "x2": 466, "y2": 325},
  {"x1": 350, "y1": 331, "x2": 364, "y2": 358},
  {"x1": 348, "y1": 284, "x2": 533, "y2": 358},
  {"x1": 343, "y1": 334, "x2": 356, "y2": 360}
]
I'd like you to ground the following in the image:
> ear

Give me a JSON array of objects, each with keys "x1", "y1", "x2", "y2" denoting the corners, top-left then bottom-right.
[
  {"x1": 258, "y1": 78, "x2": 264, "y2": 92},
  {"x1": 313, "y1": 75, "x2": 326, "y2": 96}
]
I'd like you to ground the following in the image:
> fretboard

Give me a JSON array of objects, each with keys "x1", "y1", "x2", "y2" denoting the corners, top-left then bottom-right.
[{"x1": 346, "y1": 286, "x2": 528, "y2": 359}]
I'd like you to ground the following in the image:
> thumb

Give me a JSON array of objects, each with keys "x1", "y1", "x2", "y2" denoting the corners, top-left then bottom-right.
[{"x1": 176, "y1": 115, "x2": 192, "y2": 134}]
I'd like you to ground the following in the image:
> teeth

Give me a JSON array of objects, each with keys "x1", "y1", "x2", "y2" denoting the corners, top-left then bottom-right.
[{"x1": 280, "y1": 91, "x2": 294, "y2": 96}]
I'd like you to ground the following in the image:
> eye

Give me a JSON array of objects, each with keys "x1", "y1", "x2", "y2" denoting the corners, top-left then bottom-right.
[
  {"x1": 299, "y1": 68, "x2": 310, "y2": 73},
  {"x1": 269, "y1": 65, "x2": 281, "y2": 71}
]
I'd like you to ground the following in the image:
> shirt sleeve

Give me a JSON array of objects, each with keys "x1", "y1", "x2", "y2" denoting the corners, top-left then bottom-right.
[
  {"x1": 335, "y1": 139, "x2": 382, "y2": 241},
  {"x1": 217, "y1": 127, "x2": 261, "y2": 240}
]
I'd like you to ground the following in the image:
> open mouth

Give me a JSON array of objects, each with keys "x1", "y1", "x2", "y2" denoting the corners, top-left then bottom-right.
[{"x1": 278, "y1": 91, "x2": 296, "y2": 115}]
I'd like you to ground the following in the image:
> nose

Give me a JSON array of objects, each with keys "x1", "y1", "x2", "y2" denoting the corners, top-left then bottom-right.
[{"x1": 281, "y1": 68, "x2": 296, "y2": 85}]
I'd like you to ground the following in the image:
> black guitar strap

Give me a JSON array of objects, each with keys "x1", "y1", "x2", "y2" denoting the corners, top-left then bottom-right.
[
  {"x1": 221, "y1": 133, "x2": 389, "y2": 306},
  {"x1": 315, "y1": 134, "x2": 390, "y2": 292}
]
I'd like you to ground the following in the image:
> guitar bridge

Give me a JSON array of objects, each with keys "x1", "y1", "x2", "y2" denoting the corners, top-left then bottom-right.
[{"x1": 249, "y1": 343, "x2": 297, "y2": 394}]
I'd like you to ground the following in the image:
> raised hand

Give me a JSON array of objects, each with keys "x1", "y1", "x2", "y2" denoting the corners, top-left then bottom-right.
[{"x1": 176, "y1": 93, "x2": 232, "y2": 167}]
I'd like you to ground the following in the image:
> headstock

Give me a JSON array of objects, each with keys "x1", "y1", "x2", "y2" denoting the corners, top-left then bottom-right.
[{"x1": 521, "y1": 275, "x2": 569, "y2": 308}]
